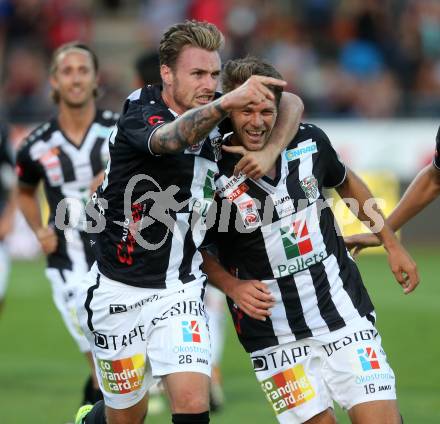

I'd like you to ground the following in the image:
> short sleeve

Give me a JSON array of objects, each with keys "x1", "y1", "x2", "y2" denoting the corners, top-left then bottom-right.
[
  {"x1": 434, "y1": 126, "x2": 440, "y2": 170},
  {"x1": 117, "y1": 99, "x2": 172, "y2": 155},
  {"x1": 317, "y1": 129, "x2": 347, "y2": 188},
  {"x1": 16, "y1": 143, "x2": 41, "y2": 187}
]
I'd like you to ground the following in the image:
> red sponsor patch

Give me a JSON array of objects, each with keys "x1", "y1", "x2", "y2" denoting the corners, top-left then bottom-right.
[
  {"x1": 227, "y1": 183, "x2": 249, "y2": 201},
  {"x1": 147, "y1": 115, "x2": 165, "y2": 126}
]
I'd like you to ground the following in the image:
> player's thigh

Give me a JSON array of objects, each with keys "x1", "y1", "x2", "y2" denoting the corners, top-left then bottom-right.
[
  {"x1": 304, "y1": 408, "x2": 337, "y2": 424},
  {"x1": 251, "y1": 341, "x2": 333, "y2": 424},
  {"x1": 321, "y1": 328, "x2": 397, "y2": 412},
  {"x1": 105, "y1": 393, "x2": 148, "y2": 424},
  {"x1": 0, "y1": 241, "x2": 10, "y2": 301},
  {"x1": 147, "y1": 284, "x2": 212, "y2": 412},
  {"x1": 348, "y1": 399, "x2": 401, "y2": 424},
  {"x1": 45, "y1": 267, "x2": 90, "y2": 352},
  {"x1": 76, "y1": 267, "x2": 155, "y2": 410},
  {"x1": 163, "y1": 371, "x2": 210, "y2": 413}
]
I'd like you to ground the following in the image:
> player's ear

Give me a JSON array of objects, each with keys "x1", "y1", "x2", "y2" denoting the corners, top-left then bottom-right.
[
  {"x1": 49, "y1": 74, "x2": 59, "y2": 91},
  {"x1": 160, "y1": 64, "x2": 172, "y2": 86}
]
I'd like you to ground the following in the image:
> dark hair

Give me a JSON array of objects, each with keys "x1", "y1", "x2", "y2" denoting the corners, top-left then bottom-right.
[
  {"x1": 159, "y1": 20, "x2": 224, "y2": 68},
  {"x1": 134, "y1": 51, "x2": 160, "y2": 85},
  {"x1": 50, "y1": 41, "x2": 99, "y2": 103},
  {"x1": 222, "y1": 56, "x2": 283, "y2": 107}
]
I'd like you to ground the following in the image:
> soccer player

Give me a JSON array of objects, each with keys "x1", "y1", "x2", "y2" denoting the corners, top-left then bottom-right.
[
  {"x1": 132, "y1": 49, "x2": 227, "y2": 413},
  {"x1": 15, "y1": 42, "x2": 118, "y2": 404},
  {"x1": 202, "y1": 56, "x2": 419, "y2": 424},
  {"x1": 74, "y1": 20, "x2": 303, "y2": 424},
  {"x1": 345, "y1": 128, "x2": 440, "y2": 253},
  {"x1": 0, "y1": 123, "x2": 15, "y2": 314}
]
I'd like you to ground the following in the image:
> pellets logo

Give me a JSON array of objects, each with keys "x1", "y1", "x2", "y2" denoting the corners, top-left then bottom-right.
[
  {"x1": 357, "y1": 347, "x2": 380, "y2": 371},
  {"x1": 97, "y1": 354, "x2": 145, "y2": 394},
  {"x1": 182, "y1": 320, "x2": 201, "y2": 343},
  {"x1": 261, "y1": 365, "x2": 315, "y2": 414},
  {"x1": 280, "y1": 220, "x2": 313, "y2": 259}
]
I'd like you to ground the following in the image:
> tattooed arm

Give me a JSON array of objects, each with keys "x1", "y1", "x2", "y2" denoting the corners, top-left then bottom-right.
[
  {"x1": 150, "y1": 99, "x2": 228, "y2": 154},
  {"x1": 150, "y1": 75, "x2": 287, "y2": 154}
]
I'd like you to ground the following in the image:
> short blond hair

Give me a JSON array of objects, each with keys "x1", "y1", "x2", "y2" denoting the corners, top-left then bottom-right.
[{"x1": 159, "y1": 20, "x2": 224, "y2": 68}]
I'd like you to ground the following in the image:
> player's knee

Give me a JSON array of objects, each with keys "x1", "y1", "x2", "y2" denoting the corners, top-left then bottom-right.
[
  {"x1": 172, "y1": 411, "x2": 210, "y2": 424},
  {"x1": 172, "y1": 391, "x2": 209, "y2": 413}
]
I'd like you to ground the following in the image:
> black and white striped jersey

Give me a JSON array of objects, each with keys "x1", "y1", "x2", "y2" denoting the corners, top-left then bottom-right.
[
  {"x1": 91, "y1": 85, "x2": 221, "y2": 289},
  {"x1": 16, "y1": 110, "x2": 117, "y2": 272},
  {"x1": 434, "y1": 126, "x2": 440, "y2": 169},
  {"x1": 0, "y1": 123, "x2": 14, "y2": 215},
  {"x1": 211, "y1": 123, "x2": 375, "y2": 353}
]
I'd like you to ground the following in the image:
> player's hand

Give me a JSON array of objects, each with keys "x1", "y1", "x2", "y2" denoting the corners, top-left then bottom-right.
[
  {"x1": 344, "y1": 233, "x2": 381, "y2": 259},
  {"x1": 36, "y1": 226, "x2": 58, "y2": 255},
  {"x1": 385, "y1": 242, "x2": 419, "y2": 294},
  {"x1": 220, "y1": 75, "x2": 286, "y2": 111},
  {"x1": 227, "y1": 278, "x2": 275, "y2": 321},
  {"x1": 222, "y1": 144, "x2": 277, "y2": 179}
]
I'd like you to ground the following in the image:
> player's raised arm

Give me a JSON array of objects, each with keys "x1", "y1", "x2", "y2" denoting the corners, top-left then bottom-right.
[
  {"x1": 337, "y1": 168, "x2": 419, "y2": 294},
  {"x1": 150, "y1": 75, "x2": 287, "y2": 155}
]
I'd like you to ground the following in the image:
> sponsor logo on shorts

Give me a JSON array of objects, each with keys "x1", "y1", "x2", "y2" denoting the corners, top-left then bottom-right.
[
  {"x1": 322, "y1": 330, "x2": 377, "y2": 357},
  {"x1": 285, "y1": 141, "x2": 317, "y2": 161},
  {"x1": 261, "y1": 365, "x2": 315, "y2": 414},
  {"x1": 357, "y1": 347, "x2": 380, "y2": 371},
  {"x1": 94, "y1": 325, "x2": 146, "y2": 350},
  {"x1": 97, "y1": 354, "x2": 145, "y2": 394},
  {"x1": 151, "y1": 300, "x2": 206, "y2": 326},
  {"x1": 355, "y1": 372, "x2": 394, "y2": 385},
  {"x1": 109, "y1": 294, "x2": 162, "y2": 315},
  {"x1": 182, "y1": 320, "x2": 201, "y2": 343},
  {"x1": 252, "y1": 346, "x2": 310, "y2": 372}
]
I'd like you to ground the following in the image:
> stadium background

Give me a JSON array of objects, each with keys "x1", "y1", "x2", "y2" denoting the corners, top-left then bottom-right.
[{"x1": 0, "y1": 1, "x2": 439, "y2": 423}]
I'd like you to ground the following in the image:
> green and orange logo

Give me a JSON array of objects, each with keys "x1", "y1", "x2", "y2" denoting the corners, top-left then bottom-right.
[
  {"x1": 260, "y1": 365, "x2": 315, "y2": 414},
  {"x1": 280, "y1": 220, "x2": 313, "y2": 259},
  {"x1": 98, "y1": 354, "x2": 145, "y2": 394}
]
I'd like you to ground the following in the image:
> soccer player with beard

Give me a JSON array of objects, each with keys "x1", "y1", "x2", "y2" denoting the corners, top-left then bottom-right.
[
  {"x1": 202, "y1": 56, "x2": 419, "y2": 424},
  {"x1": 16, "y1": 42, "x2": 118, "y2": 405}
]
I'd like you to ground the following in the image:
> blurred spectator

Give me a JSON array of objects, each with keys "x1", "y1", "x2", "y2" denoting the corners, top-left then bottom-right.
[
  {"x1": 2, "y1": 0, "x2": 440, "y2": 121},
  {"x1": 1, "y1": 46, "x2": 53, "y2": 123}
]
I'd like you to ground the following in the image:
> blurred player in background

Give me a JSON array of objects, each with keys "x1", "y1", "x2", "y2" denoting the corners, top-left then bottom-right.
[
  {"x1": 203, "y1": 56, "x2": 419, "y2": 424},
  {"x1": 15, "y1": 42, "x2": 118, "y2": 405},
  {"x1": 346, "y1": 127, "x2": 440, "y2": 253},
  {"x1": 0, "y1": 123, "x2": 16, "y2": 314},
  {"x1": 133, "y1": 47, "x2": 227, "y2": 413}
]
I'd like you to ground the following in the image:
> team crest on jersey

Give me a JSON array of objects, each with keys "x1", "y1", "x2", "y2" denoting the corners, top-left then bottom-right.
[{"x1": 300, "y1": 176, "x2": 319, "y2": 202}]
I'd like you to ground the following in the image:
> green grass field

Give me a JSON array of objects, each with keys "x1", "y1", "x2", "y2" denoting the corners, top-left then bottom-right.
[{"x1": 1, "y1": 248, "x2": 439, "y2": 423}]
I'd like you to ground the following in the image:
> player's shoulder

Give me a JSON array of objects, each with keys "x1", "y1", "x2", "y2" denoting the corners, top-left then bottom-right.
[
  {"x1": 286, "y1": 122, "x2": 329, "y2": 150},
  {"x1": 95, "y1": 109, "x2": 119, "y2": 126},
  {"x1": 20, "y1": 120, "x2": 56, "y2": 151}
]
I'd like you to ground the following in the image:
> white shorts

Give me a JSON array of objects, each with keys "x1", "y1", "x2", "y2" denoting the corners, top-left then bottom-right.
[
  {"x1": 251, "y1": 323, "x2": 396, "y2": 423},
  {"x1": 77, "y1": 263, "x2": 212, "y2": 409},
  {"x1": 0, "y1": 242, "x2": 10, "y2": 300},
  {"x1": 45, "y1": 267, "x2": 91, "y2": 352}
]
